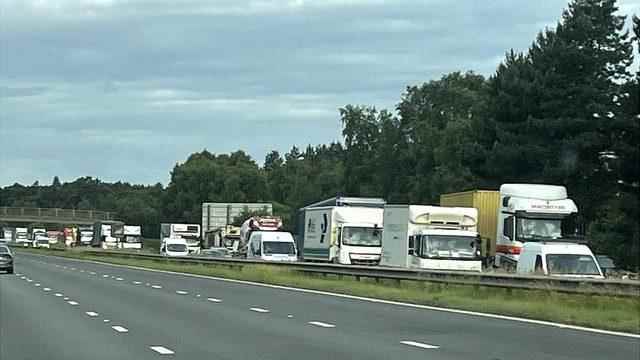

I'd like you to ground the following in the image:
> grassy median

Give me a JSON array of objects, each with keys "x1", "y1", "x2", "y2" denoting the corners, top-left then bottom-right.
[{"x1": 16, "y1": 247, "x2": 640, "y2": 334}]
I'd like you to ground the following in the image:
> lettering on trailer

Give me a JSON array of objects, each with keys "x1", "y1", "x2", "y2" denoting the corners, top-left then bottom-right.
[
  {"x1": 531, "y1": 204, "x2": 566, "y2": 210},
  {"x1": 307, "y1": 218, "x2": 317, "y2": 233},
  {"x1": 320, "y1": 213, "x2": 328, "y2": 244}
]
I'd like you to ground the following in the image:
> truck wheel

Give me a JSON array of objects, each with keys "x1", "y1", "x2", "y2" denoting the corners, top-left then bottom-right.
[{"x1": 7, "y1": 267, "x2": 14, "y2": 274}]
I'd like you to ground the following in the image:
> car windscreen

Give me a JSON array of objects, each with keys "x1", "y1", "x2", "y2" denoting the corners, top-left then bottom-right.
[
  {"x1": 342, "y1": 227, "x2": 382, "y2": 247},
  {"x1": 0, "y1": 246, "x2": 10, "y2": 254},
  {"x1": 262, "y1": 241, "x2": 296, "y2": 256},
  {"x1": 167, "y1": 244, "x2": 187, "y2": 252},
  {"x1": 124, "y1": 236, "x2": 141, "y2": 243},
  {"x1": 546, "y1": 254, "x2": 601, "y2": 275},
  {"x1": 420, "y1": 235, "x2": 477, "y2": 258}
]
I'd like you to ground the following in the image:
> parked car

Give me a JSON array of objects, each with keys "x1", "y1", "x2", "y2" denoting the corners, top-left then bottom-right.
[{"x1": 0, "y1": 245, "x2": 14, "y2": 274}]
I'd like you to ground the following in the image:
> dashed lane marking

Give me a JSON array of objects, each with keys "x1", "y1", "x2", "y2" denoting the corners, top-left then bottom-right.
[
  {"x1": 112, "y1": 326, "x2": 129, "y2": 333},
  {"x1": 207, "y1": 298, "x2": 222, "y2": 303},
  {"x1": 176, "y1": 290, "x2": 188, "y2": 295},
  {"x1": 86, "y1": 312, "x2": 99, "y2": 317},
  {"x1": 308, "y1": 321, "x2": 336, "y2": 328},
  {"x1": 250, "y1": 307, "x2": 270, "y2": 313},
  {"x1": 400, "y1": 341, "x2": 440, "y2": 350},
  {"x1": 152, "y1": 285, "x2": 162, "y2": 289},
  {"x1": 67, "y1": 301, "x2": 79, "y2": 306},
  {"x1": 150, "y1": 346, "x2": 175, "y2": 355}
]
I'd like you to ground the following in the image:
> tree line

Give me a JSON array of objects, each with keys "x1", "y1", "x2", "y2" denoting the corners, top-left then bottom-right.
[{"x1": 1, "y1": 0, "x2": 638, "y2": 269}]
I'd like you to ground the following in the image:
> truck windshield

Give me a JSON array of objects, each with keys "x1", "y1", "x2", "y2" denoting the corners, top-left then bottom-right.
[
  {"x1": 263, "y1": 241, "x2": 296, "y2": 256},
  {"x1": 167, "y1": 244, "x2": 187, "y2": 252},
  {"x1": 517, "y1": 218, "x2": 562, "y2": 240},
  {"x1": 420, "y1": 235, "x2": 476, "y2": 259},
  {"x1": 124, "y1": 236, "x2": 141, "y2": 243},
  {"x1": 546, "y1": 254, "x2": 600, "y2": 275},
  {"x1": 342, "y1": 227, "x2": 382, "y2": 247}
]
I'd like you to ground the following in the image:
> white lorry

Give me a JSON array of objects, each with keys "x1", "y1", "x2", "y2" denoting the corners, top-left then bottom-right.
[
  {"x1": 381, "y1": 205, "x2": 483, "y2": 272},
  {"x1": 15, "y1": 227, "x2": 29, "y2": 247},
  {"x1": 495, "y1": 184, "x2": 579, "y2": 269},
  {"x1": 120, "y1": 225, "x2": 143, "y2": 249},
  {"x1": 516, "y1": 242, "x2": 604, "y2": 279},
  {"x1": 302, "y1": 207, "x2": 383, "y2": 265},
  {"x1": 78, "y1": 226, "x2": 94, "y2": 246},
  {"x1": 160, "y1": 237, "x2": 189, "y2": 257},
  {"x1": 237, "y1": 216, "x2": 297, "y2": 261},
  {"x1": 160, "y1": 223, "x2": 201, "y2": 254}
]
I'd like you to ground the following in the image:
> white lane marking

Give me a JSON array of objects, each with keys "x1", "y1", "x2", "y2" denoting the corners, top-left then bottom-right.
[
  {"x1": 43, "y1": 287, "x2": 51, "y2": 291},
  {"x1": 103, "y1": 319, "x2": 111, "y2": 323},
  {"x1": 63, "y1": 297, "x2": 70, "y2": 300},
  {"x1": 54, "y1": 293, "x2": 63, "y2": 297},
  {"x1": 133, "y1": 281, "x2": 142, "y2": 285},
  {"x1": 151, "y1": 285, "x2": 162, "y2": 289},
  {"x1": 67, "y1": 301, "x2": 79, "y2": 306},
  {"x1": 287, "y1": 314, "x2": 294, "y2": 318},
  {"x1": 102, "y1": 275, "x2": 110, "y2": 278},
  {"x1": 207, "y1": 298, "x2": 222, "y2": 303},
  {"x1": 20, "y1": 276, "x2": 26, "y2": 279},
  {"x1": 250, "y1": 307, "x2": 270, "y2": 313},
  {"x1": 145, "y1": 283, "x2": 151, "y2": 286},
  {"x1": 112, "y1": 326, "x2": 128, "y2": 333},
  {"x1": 26, "y1": 279, "x2": 33, "y2": 282},
  {"x1": 90, "y1": 271, "x2": 96, "y2": 275},
  {"x1": 80, "y1": 270, "x2": 85, "y2": 273},
  {"x1": 308, "y1": 321, "x2": 335, "y2": 328},
  {"x1": 176, "y1": 290, "x2": 188, "y2": 295},
  {"x1": 70, "y1": 268, "x2": 76, "y2": 271},
  {"x1": 150, "y1": 346, "x2": 175, "y2": 355},
  {"x1": 15, "y1": 273, "x2": 22, "y2": 276},
  {"x1": 115, "y1": 277, "x2": 124, "y2": 281},
  {"x1": 63, "y1": 266, "x2": 68, "y2": 269},
  {"x1": 401, "y1": 341, "x2": 440, "y2": 350},
  {"x1": 34, "y1": 283, "x2": 41, "y2": 287},
  {"x1": 25, "y1": 253, "x2": 640, "y2": 340},
  {"x1": 86, "y1": 312, "x2": 99, "y2": 317},
  {"x1": 196, "y1": 294, "x2": 201, "y2": 298}
]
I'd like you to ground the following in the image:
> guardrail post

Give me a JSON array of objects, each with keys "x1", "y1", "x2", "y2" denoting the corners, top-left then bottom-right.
[
  {"x1": 89, "y1": 210, "x2": 93, "y2": 219},
  {"x1": 72, "y1": 209, "x2": 76, "y2": 218},
  {"x1": 38, "y1": 208, "x2": 41, "y2": 217},
  {"x1": 21, "y1": 208, "x2": 24, "y2": 216},
  {"x1": 55, "y1": 208, "x2": 59, "y2": 217}
]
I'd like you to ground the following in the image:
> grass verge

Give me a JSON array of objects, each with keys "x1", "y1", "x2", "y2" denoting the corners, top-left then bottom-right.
[{"x1": 17, "y1": 247, "x2": 640, "y2": 334}]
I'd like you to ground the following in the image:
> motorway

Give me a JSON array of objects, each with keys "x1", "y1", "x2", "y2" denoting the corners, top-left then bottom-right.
[{"x1": 1, "y1": 253, "x2": 638, "y2": 360}]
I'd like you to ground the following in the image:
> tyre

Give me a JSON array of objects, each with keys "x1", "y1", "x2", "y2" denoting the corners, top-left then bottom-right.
[{"x1": 7, "y1": 267, "x2": 14, "y2": 274}]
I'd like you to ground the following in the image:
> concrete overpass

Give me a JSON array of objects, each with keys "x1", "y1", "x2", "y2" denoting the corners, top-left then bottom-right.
[{"x1": 0, "y1": 207, "x2": 115, "y2": 226}]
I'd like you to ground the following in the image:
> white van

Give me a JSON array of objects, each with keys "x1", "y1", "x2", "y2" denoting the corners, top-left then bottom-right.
[
  {"x1": 160, "y1": 237, "x2": 189, "y2": 257},
  {"x1": 246, "y1": 231, "x2": 297, "y2": 262},
  {"x1": 516, "y1": 242, "x2": 604, "y2": 279}
]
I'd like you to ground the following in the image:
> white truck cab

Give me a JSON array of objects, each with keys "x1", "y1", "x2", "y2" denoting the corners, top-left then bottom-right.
[
  {"x1": 160, "y1": 237, "x2": 189, "y2": 257},
  {"x1": 32, "y1": 235, "x2": 51, "y2": 249},
  {"x1": 246, "y1": 231, "x2": 297, "y2": 262},
  {"x1": 496, "y1": 184, "x2": 579, "y2": 269},
  {"x1": 516, "y1": 242, "x2": 604, "y2": 279}
]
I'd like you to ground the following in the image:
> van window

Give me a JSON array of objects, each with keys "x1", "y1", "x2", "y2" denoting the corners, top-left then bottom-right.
[{"x1": 534, "y1": 255, "x2": 543, "y2": 274}]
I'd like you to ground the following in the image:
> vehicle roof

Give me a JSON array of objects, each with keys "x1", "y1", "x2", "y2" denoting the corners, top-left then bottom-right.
[
  {"x1": 252, "y1": 231, "x2": 294, "y2": 242},
  {"x1": 500, "y1": 184, "x2": 568, "y2": 200},
  {"x1": 522, "y1": 242, "x2": 594, "y2": 256}
]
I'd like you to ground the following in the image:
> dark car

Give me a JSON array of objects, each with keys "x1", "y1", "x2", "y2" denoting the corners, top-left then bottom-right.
[{"x1": 0, "y1": 245, "x2": 14, "y2": 274}]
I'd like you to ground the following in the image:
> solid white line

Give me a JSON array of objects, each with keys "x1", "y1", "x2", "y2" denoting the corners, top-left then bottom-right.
[
  {"x1": 43, "y1": 287, "x2": 51, "y2": 291},
  {"x1": 308, "y1": 321, "x2": 335, "y2": 328},
  {"x1": 401, "y1": 341, "x2": 439, "y2": 349},
  {"x1": 176, "y1": 290, "x2": 188, "y2": 295},
  {"x1": 23, "y1": 252, "x2": 640, "y2": 339},
  {"x1": 67, "y1": 301, "x2": 79, "y2": 306},
  {"x1": 86, "y1": 312, "x2": 99, "y2": 317},
  {"x1": 150, "y1": 346, "x2": 175, "y2": 355},
  {"x1": 250, "y1": 307, "x2": 270, "y2": 313},
  {"x1": 151, "y1": 285, "x2": 162, "y2": 289},
  {"x1": 112, "y1": 326, "x2": 128, "y2": 333},
  {"x1": 207, "y1": 298, "x2": 222, "y2": 303}
]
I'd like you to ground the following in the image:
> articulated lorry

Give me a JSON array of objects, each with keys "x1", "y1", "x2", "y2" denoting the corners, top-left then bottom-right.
[
  {"x1": 160, "y1": 223, "x2": 201, "y2": 254},
  {"x1": 441, "y1": 184, "x2": 584, "y2": 270},
  {"x1": 203, "y1": 225, "x2": 241, "y2": 249},
  {"x1": 381, "y1": 205, "x2": 482, "y2": 272},
  {"x1": 15, "y1": 227, "x2": 29, "y2": 247},
  {"x1": 77, "y1": 226, "x2": 94, "y2": 246},
  {"x1": 92, "y1": 221, "x2": 124, "y2": 249}
]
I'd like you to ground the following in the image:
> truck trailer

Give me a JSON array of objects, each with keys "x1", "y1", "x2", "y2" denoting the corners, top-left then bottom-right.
[
  {"x1": 380, "y1": 205, "x2": 482, "y2": 272},
  {"x1": 120, "y1": 225, "x2": 143, "y2": 249},
  {"x1": 92, "y1": 221, "x2": 124, "y2": 249}
]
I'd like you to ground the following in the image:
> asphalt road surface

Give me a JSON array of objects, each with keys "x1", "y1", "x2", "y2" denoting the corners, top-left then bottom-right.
[{"x1": 1, "y1": 252, "x2": 638, "y2": 360}]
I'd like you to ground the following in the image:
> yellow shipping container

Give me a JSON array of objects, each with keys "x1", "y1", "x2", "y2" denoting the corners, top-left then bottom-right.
[{"x1": 440, "y1": 190, "x2": 500, "y2": 257}]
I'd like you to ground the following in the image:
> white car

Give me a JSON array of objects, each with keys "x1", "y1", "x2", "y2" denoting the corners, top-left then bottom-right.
[
  {"x1": 160, "y1": 237, "x2": 189, "y2": 257},
  {"x1": 516, "y1": 242, "x2": 604, "y2": 279},
  {"x1": 33, "y1": 236, "x2": 51, "y2": 249}
]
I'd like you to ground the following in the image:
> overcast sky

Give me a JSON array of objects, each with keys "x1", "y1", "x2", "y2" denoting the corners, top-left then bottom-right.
[{"x1": 1, "y1": 0, "x2": 638, "y2": 187}]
